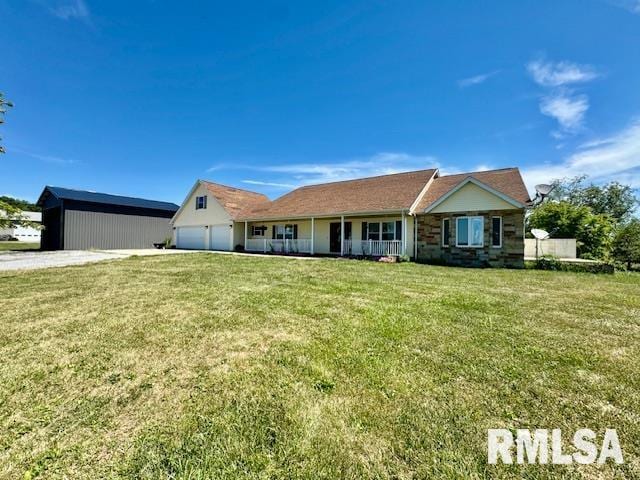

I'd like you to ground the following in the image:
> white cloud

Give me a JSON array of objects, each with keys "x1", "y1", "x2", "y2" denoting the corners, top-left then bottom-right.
[
  {"x1": 474, "y1": 164, "x2": 494, "y2": 172},
  {"x1": 608, "y1": 0, "x2": 640, "y2": 14},
  {"x1": 207, "y1": 163, "x2": 238, "y2": 173},
  {"x1": 539, "y1": 91, "x2": 589, "y2": 132},
  {"x1": 526, "y1": 57, "x2": 600, "y2": 137},
  {"x1": 242, "y1": 180, "x2": 297, "y2": 189},
  {"x1": 522, "y1": 119, "x2": 640, "y2": 192},
  {"x1": 225, "y1": 152, "x2": 440, "y2": 191},
  {"x1": 457, "y1": 70, "x2": 501, "y2": 88},
  {"x1": 526, "y1": 59, "x2": 599, "y2": 87},
  {"x1": 260, "y1": 152, "x2": 439, "y2": 185},
  {"x1": 10, "y1": 147, "x2": 75, "y2": 165},
  {"x1": 45, "y1": 0, "x2": 90, "y2": 22}
]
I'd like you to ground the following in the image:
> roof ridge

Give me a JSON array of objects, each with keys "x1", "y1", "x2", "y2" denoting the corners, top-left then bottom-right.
[
  {"x1": 200, "y1": 179, "x2": 269, "y2": 197},
  {"x1": 46, "y1": 185, "x2": 178, "y2": 205},
  {"x1": 294, "y1": 168, "x2": 437, "y2": 190}
]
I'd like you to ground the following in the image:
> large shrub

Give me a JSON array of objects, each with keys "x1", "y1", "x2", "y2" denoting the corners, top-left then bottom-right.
[
  {"x1": 612, "y1": 219, "x2": 640, "y2": 270},
  {"x1": 528, "y1": 201, "x2": 614, "y2": 259}
]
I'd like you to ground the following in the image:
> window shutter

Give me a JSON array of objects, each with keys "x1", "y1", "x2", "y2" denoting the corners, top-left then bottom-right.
[
  {"x1": 361, "y1": 222, "x2": 367, "y2": 241},
  {"x1": 492, "y1": 217, "x2": 502, "y2": 247},
  {"x1": 443, "y1": 218, "x2": 450, "y2": 246},
  {"x1": 272, "y1": 225, "x2": 276, "y2": 239},
  {"x1": 293, "y1": 224, "x2": 298, "y2": 239},
  {"x1": 395, "y1": 221, "x2": 402, "y2": 241}
]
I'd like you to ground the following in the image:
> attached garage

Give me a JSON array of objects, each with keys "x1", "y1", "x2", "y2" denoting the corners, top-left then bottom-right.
[
  {"x1": 37, "y1": 186, "x2": 179, "y2": 250},
  {"x1": 176, "y1": 226, "x2": 206, "y2": 250},
  {"x1": 171, "y1": 179, "x2": 269, "y2": 252},
  {"x1": 209, "y1": 224, "x2": 231, "y2": 250},
  {"x1": 174, "y1": 224, "x2": 231, "y2": 250}
]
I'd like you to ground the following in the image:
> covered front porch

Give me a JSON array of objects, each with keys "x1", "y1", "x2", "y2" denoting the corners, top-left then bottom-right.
[{"x1": 241, "y1": 213, "x2": 413, "y2": 257}]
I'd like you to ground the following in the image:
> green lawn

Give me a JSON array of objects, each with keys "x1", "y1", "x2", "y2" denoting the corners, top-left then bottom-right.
[
  {"x1": 0, "y1": 241, "x2": 40, "y2": 252},
  {"x1": 0, "y1": 254, "x2": 639, "y2": 479}
]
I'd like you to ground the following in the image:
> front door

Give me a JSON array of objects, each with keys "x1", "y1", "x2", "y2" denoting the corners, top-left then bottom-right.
[{"x1": 329, "y1": 222, "x2": 352, "y2": 254}]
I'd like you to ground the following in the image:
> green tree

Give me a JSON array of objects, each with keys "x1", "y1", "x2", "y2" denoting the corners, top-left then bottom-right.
[
  {"x1": 612, "y1": 219, "x2": 640, "y2": 269},
  {"x1": 528, "y1": 201, "x2": 614, "y2": 259},
  {"x1": 550, "y1": 175, "x2": 638, "y2": 223},
  {"x1": 0, "y1": 196, "x2": 40, "y2": 212},
  {"x1": 0, "y1": 202, "x2": 39, "y2": 230}
]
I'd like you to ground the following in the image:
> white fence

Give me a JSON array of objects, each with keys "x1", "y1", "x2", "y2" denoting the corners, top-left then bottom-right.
[
  {"x1": 245, "y1": 238, "x2": 312, "y2": 254},
  {"x1": 245, "y1": 238, "x2": 405, "y2": 256},
  {"x1": 525, "y1": 238, "x2": 577, "y2": 259},
  {"x1": 344, "y1": 240, "x2": 404, "y2": 256}
]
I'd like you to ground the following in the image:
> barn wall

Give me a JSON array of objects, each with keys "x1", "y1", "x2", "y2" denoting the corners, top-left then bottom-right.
[{"x1": 64, "y1": 210, "x2": 173, "y2": 250}]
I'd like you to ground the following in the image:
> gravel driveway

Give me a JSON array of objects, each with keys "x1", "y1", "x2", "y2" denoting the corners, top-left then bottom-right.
[
  {"x1": 0, "y1": 250, "x2": 128, "y2": 271},
  {"x1": 0, "y1": 249, "x2": 201, "y2": 272}
]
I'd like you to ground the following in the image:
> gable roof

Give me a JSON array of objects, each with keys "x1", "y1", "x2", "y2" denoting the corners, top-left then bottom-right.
[
  {"x1": 240, "y1": 169, "x2": 438, "y2": 220},
  {"x1": 201, "y1": 180, "x2": 270, "y2": 219},
  {"x1": 37, "y1": 186, "x2": 179, "y2": 212},
  {"x1": 414, "y1": 168, "x2": 530, "y2": 213}
]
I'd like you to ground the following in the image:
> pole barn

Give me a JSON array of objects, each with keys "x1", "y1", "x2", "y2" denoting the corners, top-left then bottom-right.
[{"x1": 37, "y1": 186, "x2": 179, "y2": 250}]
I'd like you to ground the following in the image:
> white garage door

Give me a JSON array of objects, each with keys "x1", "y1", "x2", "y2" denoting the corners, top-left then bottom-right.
[
  {"x1": 210, "y1": 224, "x2": 230, "y2": 251},
  {"x1": 176, "y1": 226, "x2": 205, "y2": 250}
]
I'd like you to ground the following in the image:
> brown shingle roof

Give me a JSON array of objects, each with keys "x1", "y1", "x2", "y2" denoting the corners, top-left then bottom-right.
[
  {"x1": 414, "y1": 167, "x2": 530, "y2": 212},
  {"x1": 240, "y1": 169, "x2": 437, "y2": 220},
  {"x1": 202, "y1": 181, "x2": 270, "y2": 220}
]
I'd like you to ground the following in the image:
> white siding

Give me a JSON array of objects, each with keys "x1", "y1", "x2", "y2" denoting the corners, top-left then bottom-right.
[
  {"x1": 430, "y1": 182, "x2": 516, "y2": 213},
  {"x1": 172, "y1": 183, "x2": 232, "y2": 228}
]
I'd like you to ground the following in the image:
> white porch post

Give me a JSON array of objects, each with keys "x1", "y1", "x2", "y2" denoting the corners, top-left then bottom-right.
[
  {"x1": 340, "y1": 215, "x2": 345, "y2": 256},
  {"x1": 244, "y1": 221, "x2": 248, "y2": 250},
  {"x1": 310, "y1": 217, "x2": 315, "y2": 255},
  {"x1": 402, "y1": 211, "x2": 407, "y2": 255},
  {"x1": 414, "y1": 215, "x2": 418, "y2": 258}
]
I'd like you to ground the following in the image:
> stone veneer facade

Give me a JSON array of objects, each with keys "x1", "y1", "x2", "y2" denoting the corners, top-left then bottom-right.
[{"x1": 416, "y1": 210, "x2": 525, "y2": 268}]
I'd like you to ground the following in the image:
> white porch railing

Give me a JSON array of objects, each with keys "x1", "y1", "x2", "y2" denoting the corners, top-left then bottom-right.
[
  {"x1": 246, "y1": 238, "x2": 404, "y2": 256},
  {"x1": 352, "y1": 240, "x2": 404, "y2": 256},
  {"x1": 245, "y1": 238, "x2": 312, "y2": 254}
]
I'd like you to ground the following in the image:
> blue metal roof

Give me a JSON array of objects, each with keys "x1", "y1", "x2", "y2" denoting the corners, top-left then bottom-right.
[{"x1": 39, "y1": 186, "x2": 179, "y2": 212}]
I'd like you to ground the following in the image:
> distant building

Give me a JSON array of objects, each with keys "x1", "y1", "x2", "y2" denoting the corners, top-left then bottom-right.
[{"x1": 0, "y1": 211, "x2": 42, "y2": 242}]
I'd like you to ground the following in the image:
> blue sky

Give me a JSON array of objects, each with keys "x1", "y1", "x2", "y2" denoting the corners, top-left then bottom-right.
[{"x1": 2, "y1": 0, "x2": 640, "y2": 204}]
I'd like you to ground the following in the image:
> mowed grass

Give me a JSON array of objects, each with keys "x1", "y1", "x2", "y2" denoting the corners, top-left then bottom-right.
[
  {"x1": 0, "y1": 241, "x2": 39, "y2": 252},
  {"x1": 0, "y1": 254, "x2": 639, "y2": 479}
]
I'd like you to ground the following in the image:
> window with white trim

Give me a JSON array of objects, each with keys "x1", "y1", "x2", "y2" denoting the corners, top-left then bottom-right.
[
  {"x1": 367, "y1": 222, "x2": 380, "y2": 241},
  {"x1": 456, "y1": 216, "x2": 483, "y2": 247},
  {"x1": 273, "y1": 224, "x2": 297, "y2": 240},
  {"x1": 195, "y1": 195, "x2": 207, "y2": 210},
  {"x1": 362, "y1": 220, "x2": 403, "y2": 241},
  {"x1": 381, "y1": 221, "x2": 395, "y2": 241},
  {"x1": 491, "y1": 216, "x2": 502, "y2": 248},
  {"x1": 442, "y1": 218, "x2": 450, "y2": 247}
]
